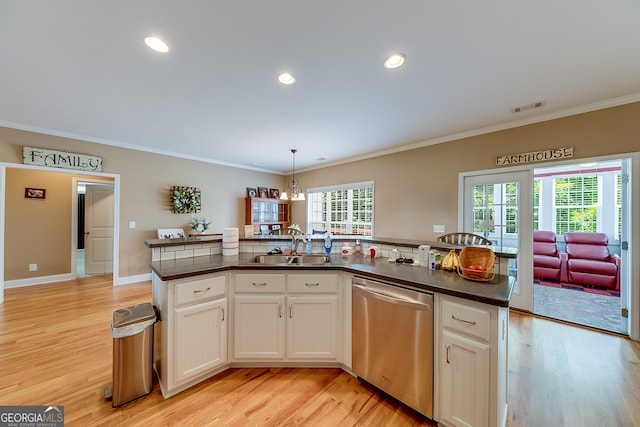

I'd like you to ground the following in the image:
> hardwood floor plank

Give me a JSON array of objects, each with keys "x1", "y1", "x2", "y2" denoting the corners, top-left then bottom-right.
[
  {"x1": 507, "y1": 311, "x2": 640, "y2": 427},
  {"x1": 2, "y1": 277, "x2": 640, "y2": 426}
]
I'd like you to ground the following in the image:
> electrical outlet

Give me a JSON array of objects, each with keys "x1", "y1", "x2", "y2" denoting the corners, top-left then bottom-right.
[
  {"x1": 29, "y1": 263, "x2": 37, "y2": 272},
  {"x1": 433, "y1": 224, "x2": 445, "y2": 233}
]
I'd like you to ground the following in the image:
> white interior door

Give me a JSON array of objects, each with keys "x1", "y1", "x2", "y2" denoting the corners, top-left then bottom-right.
[
  {"x1": 84, "y1": 183, "x2": 114, "y2": 275},
  {"x1": 462, "y1": 170, "x2": 533, "y2": 311}
]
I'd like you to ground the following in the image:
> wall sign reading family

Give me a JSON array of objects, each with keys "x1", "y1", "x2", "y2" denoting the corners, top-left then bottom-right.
[
  {"x1": 496, "y1": 146, "x2": 573, "y2": 166},
  {"x1": 23, "y1": 146, "x2": 103, "y2": 172}
]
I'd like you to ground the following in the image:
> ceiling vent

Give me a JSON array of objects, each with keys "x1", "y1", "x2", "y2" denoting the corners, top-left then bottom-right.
[{"x1": 511, "y1": 100, "x2": 545, "y2": 114}]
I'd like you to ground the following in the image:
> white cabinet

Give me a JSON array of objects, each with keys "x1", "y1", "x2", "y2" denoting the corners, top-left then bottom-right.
[
  {"x1": 152, "y1": 272, "x2": 228, "y2": 398},
  {"x1": 232, "y1": 273, "x2": 286, "y2": 360},
  {"x1": 231, "y1": 272, "x2": 340, "y2": 363},
  {"x1": 174, "y1": 298, "x2": 227, "y2": 383},
  {"x1": 440, "y1": 329, "x2": 490, "y2": 427},
  {"x1": 287, "y1": 295, "x2": 338, "y2": 359},
  {"x1": 436, "y1": 295, "x2": 508, "y2": 427},
  {"x1": 233, "y1": 295, "x2": 285, "y2": 359}
]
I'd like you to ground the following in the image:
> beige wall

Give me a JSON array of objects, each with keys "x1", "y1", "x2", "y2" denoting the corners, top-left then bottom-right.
[
  {"x1": 3, "y1": 169, "x2": 115, "y2": 280},
  {"x1": 2, "y1": 101, "x2": 639, "y2": 281},
  {"x1": 1, "y1": 129, "x2": 285, "y2": 280},
  {"x1": 293, "y1": 102, "x2": 640, "y2": 239},
  {"x1": 5, "y1": 169, "x2": 73, "y2": 279}
]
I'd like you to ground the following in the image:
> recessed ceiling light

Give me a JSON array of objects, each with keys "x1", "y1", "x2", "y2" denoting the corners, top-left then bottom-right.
[
  {"x1": 278, "y1": 72, "x2": 296, "y2": 85},
  {"x1": 144, "y1": 36, "x2": 169, "y2": 53},
  {"x1": 384, "y1": 53, "x2": 406, "y2": 69}
]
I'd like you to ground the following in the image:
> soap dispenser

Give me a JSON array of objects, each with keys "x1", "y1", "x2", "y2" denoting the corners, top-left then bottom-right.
[
  {"x1": 305, "y1": 234, "x2": 312, "y2": 254},
  {"x1": 324, "y1": 232, "x2": 333, "y2": 255}
]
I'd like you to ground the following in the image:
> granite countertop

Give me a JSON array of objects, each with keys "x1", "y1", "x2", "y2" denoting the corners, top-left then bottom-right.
[
  {"x1": 145, "y1": 235, "x2": 518, "y2": 259},
  {"x1": 150, "y1": 253, "x2": 513, "y2": 307}
]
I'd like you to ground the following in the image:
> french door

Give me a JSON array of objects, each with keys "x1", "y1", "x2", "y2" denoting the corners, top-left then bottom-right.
[{"x1": 462, "y1": 170, "x2": 533, "y2": 311}]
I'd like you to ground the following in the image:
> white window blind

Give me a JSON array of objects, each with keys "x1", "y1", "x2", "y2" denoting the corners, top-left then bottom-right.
[
  {"x1": 554, "y1": 176, "x2": 599, "y2": 234},
  {"x1": 307, "y1": 181, "x2": 374, "y2": 236}
]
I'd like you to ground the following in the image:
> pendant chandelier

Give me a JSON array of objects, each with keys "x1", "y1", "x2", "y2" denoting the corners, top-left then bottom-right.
[{"x1": 280, "y1": 148, "x2": 305, "y2": 201}]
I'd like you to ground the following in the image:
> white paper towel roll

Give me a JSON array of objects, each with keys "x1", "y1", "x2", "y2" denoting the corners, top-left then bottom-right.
[
  {"x1": 223, "y1": 228, "x2": 239, "y2": 253},
  {"x1": 223, "y1": 227, "x2": 239, "y2": 236}
]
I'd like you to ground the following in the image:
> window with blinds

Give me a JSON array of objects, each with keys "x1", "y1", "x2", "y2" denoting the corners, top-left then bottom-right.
[
  {"x1": 554, "y1": 176, "x2": 599, "y2": 234},
  {"x1": 307, "y1": 181, "x2": 374, "y2": 236},
  {"x1": 533, "y1": 166, "x2": 623, "y2": 241}
]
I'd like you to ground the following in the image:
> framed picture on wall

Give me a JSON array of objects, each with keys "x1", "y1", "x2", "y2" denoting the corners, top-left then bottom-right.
[
  {"x1": 258, "y1": 187, "x2": 268, "y2": 198},
  {"x1": 25, "y1": 188, "x2": 46, "y2": 199},
  {"x1": 269, "y1": 188, "x2": 280, "y2": 199}
]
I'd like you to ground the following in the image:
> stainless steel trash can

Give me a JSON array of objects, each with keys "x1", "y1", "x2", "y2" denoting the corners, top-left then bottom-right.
[{"x1": 107, "y1": 303, "x2": 157, "y2": 407}]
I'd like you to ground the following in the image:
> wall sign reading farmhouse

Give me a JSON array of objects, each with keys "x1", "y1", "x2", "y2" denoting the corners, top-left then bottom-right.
[
  {"x1": 23, "y1": 146, "x2": 103, "y2": 172},
  {"x1": 496, "y1": 147, "x2": 573, "y2": 166}
]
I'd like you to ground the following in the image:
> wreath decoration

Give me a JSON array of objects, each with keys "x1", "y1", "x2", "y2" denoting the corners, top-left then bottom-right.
[{"x1": 170, "y1": 186, "x2": 201, "y2": 213}]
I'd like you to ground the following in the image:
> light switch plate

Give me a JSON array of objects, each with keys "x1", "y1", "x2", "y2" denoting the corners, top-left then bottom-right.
[
  {"x1": 433, "y1": 224, "x2": 445, "y2": 233},
  {"x1": 129, "y1": 221, "x2": 136, "y2": 229}
]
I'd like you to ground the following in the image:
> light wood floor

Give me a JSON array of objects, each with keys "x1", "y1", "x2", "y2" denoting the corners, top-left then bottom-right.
[{"x1": 1, "y1": 277, "x2": 639, "y2": 426}]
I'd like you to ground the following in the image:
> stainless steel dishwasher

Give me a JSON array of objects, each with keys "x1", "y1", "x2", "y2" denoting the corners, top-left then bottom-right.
[{"x1": 352, "y1": 276, "x2": 433, "y2": 418}]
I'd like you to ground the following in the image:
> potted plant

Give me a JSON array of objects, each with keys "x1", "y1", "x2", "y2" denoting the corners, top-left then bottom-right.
[{"x1": 189, "y1": 216, "x2": 212, "y2": 234}]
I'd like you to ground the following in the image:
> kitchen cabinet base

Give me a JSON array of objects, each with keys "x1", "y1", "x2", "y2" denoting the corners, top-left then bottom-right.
[{"x1": 155, "y1": 364, "x2": 229, "y2": 399}]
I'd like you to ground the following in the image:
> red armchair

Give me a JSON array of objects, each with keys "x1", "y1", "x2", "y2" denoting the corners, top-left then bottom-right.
[
  {"x1": 561, "y1": 232, "x2": 620, "y2": 291},
  {"x1": 533, "y1": 231, "x2": 563, "y2": 281}
]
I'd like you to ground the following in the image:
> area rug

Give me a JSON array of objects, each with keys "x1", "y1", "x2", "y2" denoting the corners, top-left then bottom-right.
[
  {"x1": 535, "y1": 279, "x2": 620, "y2": 297},
  {"x1": 533, "y1": 281, "x2": 622, "y2": 333}
]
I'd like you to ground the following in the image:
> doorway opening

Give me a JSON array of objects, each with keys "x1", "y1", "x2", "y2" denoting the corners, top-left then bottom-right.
[
  {"x1": 532, "y1": 159, "x2": 628, "y2": 334},
  {"x1": 74, "y1": 180, "x2": 115, "y2": 278}
]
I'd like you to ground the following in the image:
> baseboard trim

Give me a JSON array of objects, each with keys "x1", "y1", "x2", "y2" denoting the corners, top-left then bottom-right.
[
  {"x1": 4, "y1": 273, "x2": 74, "y2": 289},
  {"x1": 4, "y1": 272, "x2": 151, "y2": 289},
  {"x1": 115, "y1": 273, "x2": 151, "y2": 286}
]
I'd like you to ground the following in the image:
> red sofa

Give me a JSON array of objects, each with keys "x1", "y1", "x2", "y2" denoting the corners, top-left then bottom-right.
[
  {"x1": 533, "y1": 231, "x2": 563, "y2": 281},
  {"x1": 561, "y1": 232, "x2": 620, "y2": 291}
]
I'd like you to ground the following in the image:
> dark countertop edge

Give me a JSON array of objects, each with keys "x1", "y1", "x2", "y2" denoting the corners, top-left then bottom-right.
[
  {"x1": 150, "y1": 255, "x2": 513, "y2": 307},
  {"x1": 145, "y1": 235, "x2": 518, "y2": 259}
]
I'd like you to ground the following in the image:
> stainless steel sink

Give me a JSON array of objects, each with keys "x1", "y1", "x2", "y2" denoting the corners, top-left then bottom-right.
[{"x1": 249, "y1": 254, "x2": 331, "y2": 265}]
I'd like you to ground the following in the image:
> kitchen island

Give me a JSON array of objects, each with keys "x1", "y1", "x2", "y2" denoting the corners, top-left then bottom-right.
[{"x1": 150, "y1": 244, "x2": 513, "y2": 427}]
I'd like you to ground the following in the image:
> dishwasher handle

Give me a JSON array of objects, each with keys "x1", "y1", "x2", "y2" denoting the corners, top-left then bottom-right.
[{"x1": 353, "y1": 284, "x2": 431, "y2": 311}]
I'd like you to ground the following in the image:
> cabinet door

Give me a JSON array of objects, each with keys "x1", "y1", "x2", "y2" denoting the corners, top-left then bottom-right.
[
  {"x1": 286, "y1": 296, "x2": 338, "y2": 360},
  {"x1": 174, "y1": 298, "x2": 227, "y2": 384},
  {"x1": 233, "y1": 295, "x2": 285, "y2": 359},
  {"x1": 440, "y1": 329, "x2": 490, "y2": 427}
]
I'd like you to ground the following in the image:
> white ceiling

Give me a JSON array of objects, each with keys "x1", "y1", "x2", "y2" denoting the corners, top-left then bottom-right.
[{"x1": 1, "y1": 1, "x2": 639, "y2": 174}]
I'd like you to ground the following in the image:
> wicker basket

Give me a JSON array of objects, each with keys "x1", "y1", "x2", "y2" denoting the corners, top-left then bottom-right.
[{"x1": 457, "y1": 246, "x2": 496, "y2": 282}]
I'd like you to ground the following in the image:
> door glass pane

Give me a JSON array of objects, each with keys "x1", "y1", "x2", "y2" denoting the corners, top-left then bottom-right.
[{"x1": 471, "y1": 181, "x2": 519, "y2": 249}]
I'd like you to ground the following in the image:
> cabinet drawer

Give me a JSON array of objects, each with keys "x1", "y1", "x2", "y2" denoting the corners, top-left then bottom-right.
[
  {"x1": 175, "y1": 275, "x2": 226, "y2": 307},
  {"x1": 287, "y1": 273, "x2": 338, "y2": 294},
  {"x1": 441, "y1": 298, "x2": 491, "y2": 342},
  {"x1": 234, "y1": 273, "x2": 286, "y2": 293}
]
